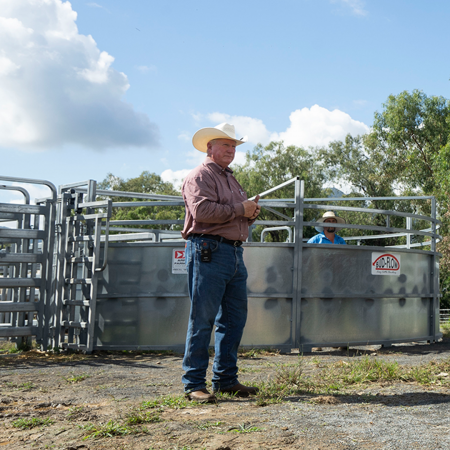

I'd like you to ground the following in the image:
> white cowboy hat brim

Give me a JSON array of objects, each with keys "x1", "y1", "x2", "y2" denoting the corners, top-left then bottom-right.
[
  {"x1": 317, "y1": 216, "x2": 346, "y2": 224},
  {"x1": 192, "y1": 124, "x2": 247, "y2": 153}
]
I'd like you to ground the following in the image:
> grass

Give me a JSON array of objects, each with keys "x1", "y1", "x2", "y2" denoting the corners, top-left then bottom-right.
[
  {"x1": 5, "y1": 381, "x2": 35, "y2": 390},
  {"x1": 140, "y1": 394, "x2": 199, "y2": 410},
  {"x1": 79, "y1": 420, "x2": 139, "y2": 439},
  {"x1": 253, "y1": 355, "x2": 450, "y2": 406},
  {"x1": 238, "y1": 347, "x2": 280, "y2": 358},
  {"x1": 64, "y1": 373, "x2": 90, "y2": 383},
  {"x1": 196, "y1": 420, "x2": 223, "y2": 430},
  {"x1": 124, "y1": 408, "x2": 161, "y2": 425},
  {"x1": 441, "y1": 322, "x2": 450, "y2": 338},
  {"x1": 12, "y1": 417, "x2": 54, "y2": 429}
]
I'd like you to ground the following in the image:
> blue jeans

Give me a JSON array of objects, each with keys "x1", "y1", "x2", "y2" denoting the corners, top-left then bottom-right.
[{"x1": 182, "y1": 236, "x2": 248, "y2": 393}]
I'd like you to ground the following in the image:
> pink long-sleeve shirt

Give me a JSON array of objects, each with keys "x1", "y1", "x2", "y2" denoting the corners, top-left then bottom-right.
[{"x1": 181, "y1": 158, "x2": 252, "y2": 241}]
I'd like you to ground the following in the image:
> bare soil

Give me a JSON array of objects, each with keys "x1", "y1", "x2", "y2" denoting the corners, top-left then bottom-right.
[{"x1": 2, "y1": 340, "x2": 450, "y2": 449}]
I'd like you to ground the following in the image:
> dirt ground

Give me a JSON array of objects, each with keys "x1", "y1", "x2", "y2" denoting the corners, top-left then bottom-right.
[{"x1": 2, "y1": 340, "x2": 450, "y2": 450}]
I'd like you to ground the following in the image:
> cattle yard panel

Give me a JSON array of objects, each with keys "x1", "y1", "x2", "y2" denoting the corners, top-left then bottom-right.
[{"x1": 0, "y1": 176, "x2": 443, "y2": 352}]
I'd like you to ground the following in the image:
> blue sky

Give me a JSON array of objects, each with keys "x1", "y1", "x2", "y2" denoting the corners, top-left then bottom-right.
[{"x1": 0, "y1": 0, "x2": 449, "y2": 202}]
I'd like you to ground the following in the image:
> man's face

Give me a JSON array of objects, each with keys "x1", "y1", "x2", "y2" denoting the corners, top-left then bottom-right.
[
  {"x1": 207, "y1": 138, "x2": 236, "y2": 168},
  {"x1": 323, "y1": 218, "x2": 337, "y2": 233}
]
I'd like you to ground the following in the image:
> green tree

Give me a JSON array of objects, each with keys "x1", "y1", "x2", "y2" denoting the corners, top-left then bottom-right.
[
  {"x1": 371, "y1": 89, "x2": 450, "y2": 197},
  {"x1": 98, "y1": 171, "x2": 184, "y2": 231},
  {"x1": 233, "y1": 141, "x2": 329, "y2": 242}
]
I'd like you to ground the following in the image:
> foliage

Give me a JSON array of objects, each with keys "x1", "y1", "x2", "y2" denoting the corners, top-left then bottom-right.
[
  {"x1": 371, "y1": 89, "x2": 450, "y2": 197},
  {"x1": 98, "y1": 171, "x2": 184, "y2": 231},
  {"x1": 12, "y1": 417, "x2": 54, "y2": 429},
  {"x1": 233, "y1": 141, "x2": 330, "y2": 241}
]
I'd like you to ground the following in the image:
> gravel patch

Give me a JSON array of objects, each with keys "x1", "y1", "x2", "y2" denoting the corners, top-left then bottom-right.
[{"x1": 1, "y1": 340, "x2": 450, "y2": 449}]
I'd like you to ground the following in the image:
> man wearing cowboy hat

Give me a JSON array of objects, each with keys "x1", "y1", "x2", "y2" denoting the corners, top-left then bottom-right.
[
  {"x1": 307, "y1": 211, "x2": 347, "y2": 244},
  {"x1": 181, "y1": 123, "x2": 261, "y2": 403}
]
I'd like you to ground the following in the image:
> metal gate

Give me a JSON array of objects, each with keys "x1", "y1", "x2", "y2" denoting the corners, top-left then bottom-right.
[{"x1": 0, "y1": 176, "x2": 57, "y2": 349}]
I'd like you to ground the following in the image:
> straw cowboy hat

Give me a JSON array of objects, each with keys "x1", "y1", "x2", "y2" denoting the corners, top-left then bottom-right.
[
  {"x1": 192, "y1": 123, "x2": 248, "y2": 153},
  {"x1": 317, "y1": 211, "x2": 346, "y2": 224}
]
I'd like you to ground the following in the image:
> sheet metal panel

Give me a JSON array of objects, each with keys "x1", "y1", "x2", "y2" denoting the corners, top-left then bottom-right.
[
  {"x1": 301, "y1": 246, "x2": 431, "y2": 297},
  {"x1": 300, "y1": 297, "x2": 430, "y2": 345},
  {"x1": 94, "y1": 243, "x2": 434, "y2": 349},
  {"x1": 95, "y1": 244, "x2": 295, "y2": 348}
]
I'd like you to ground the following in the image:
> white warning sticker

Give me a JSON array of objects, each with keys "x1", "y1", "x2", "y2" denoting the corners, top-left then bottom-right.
[
  {"x1": 371, "y1": 252, "x2": 401, "y2": 276},
  {"x1": 172, "y1": 248, "x2": 187, "y2": 274}
]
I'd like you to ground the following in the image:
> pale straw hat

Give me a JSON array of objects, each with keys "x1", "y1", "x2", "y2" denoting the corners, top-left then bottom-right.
[
  {"x1": 192, "y1": 123, "x2": 248, "y2": 153},
  {"x1": 317, "y1": 211, "x2": 346, "y2": 224}
]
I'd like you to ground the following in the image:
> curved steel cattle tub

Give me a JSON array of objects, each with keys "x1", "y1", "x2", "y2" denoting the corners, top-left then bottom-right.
[{"x1": 92, "y1": 178, "x2": 441, "y2": 352}]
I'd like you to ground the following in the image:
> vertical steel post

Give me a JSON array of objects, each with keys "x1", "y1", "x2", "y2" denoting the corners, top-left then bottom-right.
[
  {"x1": 406, "y1": 216, "x2": 412, "y2": 249},
  {"x1": 292, "y1": 178, "x2": 304, "y2": 350},
  {"x1": 430, "y1": 197, "x2": 438, "y2": 341}
]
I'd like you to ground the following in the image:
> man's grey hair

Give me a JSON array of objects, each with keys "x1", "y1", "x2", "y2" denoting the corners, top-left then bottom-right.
[{"x1": 206, "y1": 139, "x2": 220, "y2": 157}]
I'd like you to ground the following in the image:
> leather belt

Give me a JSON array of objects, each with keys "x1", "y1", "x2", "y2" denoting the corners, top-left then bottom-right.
[{"x1": 190, "y1": 234, "x2": 243, "y2": 247}]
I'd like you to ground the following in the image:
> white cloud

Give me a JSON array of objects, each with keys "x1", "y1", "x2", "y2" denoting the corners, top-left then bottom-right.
[
  {"x1": 177, "y1": 133, "x2": 190, "y2": 142},
  {"x1": 269, "y1": 105, "x2": 370, "y2": 148},
  {"x1": 0, "y1": 0, "x2": 158, "y2": 151},
  {"x1": 136, "y1": 65, "x2": 157, "y2": 74},
  {"x1": 160, "y1": 169, "x2": 192, "y2": 191},
  {"x1": 331, "y1": 0, "x2": 368, "y2": 16},
  {"x1": 207, "y1": 112, "x2": 271, "y2": 145},
  {"x1": 198, "y1": 105, "x2": 369, "y2": 150}
]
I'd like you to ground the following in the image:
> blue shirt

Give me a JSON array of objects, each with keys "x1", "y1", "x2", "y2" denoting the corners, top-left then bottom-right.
[{"x1": 307, "y1": 232, "x2": 346, "y2": 245}]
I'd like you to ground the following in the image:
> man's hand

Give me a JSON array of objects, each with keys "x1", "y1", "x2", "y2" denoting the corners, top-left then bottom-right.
[{"x1": 242, "y1": 195, "x2": 261, "y2": 219}]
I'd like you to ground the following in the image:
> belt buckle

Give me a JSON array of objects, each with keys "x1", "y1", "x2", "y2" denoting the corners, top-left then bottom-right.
[{"x1": 233, "y1": 240, "x2": 240, "y2": 247}]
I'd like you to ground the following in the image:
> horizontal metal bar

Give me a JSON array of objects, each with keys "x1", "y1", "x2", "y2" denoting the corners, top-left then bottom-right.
[
  {"x1": 112, "y1": 201, "x2": 185, "y2": 207},
  {"x1": 303, "y1": 221, "x2": 438, "y2": 238},
  {"x1": 0, "y1": 203, "x2": 47, "y2": 215},
  {"x1": 0, "y1": 326, "x2": 36, "y2": 337},
  {"x1": 306, "y1": 203, "x2": 440, "y2": 224},
  {"x1": 65, "y1": 278, "x2": 92, "y2": 285},
  {"x1": 61, "y1": 343, "x2": 87, "y2": 350},
  {"x1": 67, "y1": 256, "x2": 94, "y2": 263},
  {"x1": 0, "y1": 229, "x2": 45, "y2": 239},
  {"x1": 0, "y1": 213, "x2": 24, "y2": 221},
  {"x1": 62, "y1": 300, "x2": 91, "y2": 307},
  {"x1": 253, "y1": 220, "x2": 296, "y2": 226},
  {"x1": 61, "y1": 321, "x2": 87, "y2": 328},
  {"x1": 110, "y1": 220, "x2": 185, "y2": 226},
  {"x1": 301, "y1": 293, "x2": 433, "y2": 299},
  {"x1": 0, "y1": 278, "x2": 41, "y2": 287},
  {"x1": 304, "y1": 195, "x2": 435, "y2": 202},
  {"x1": 0, "y1": 253, "x2": 43, "y2": 263},
  {"x1": 103, "y1": 233, "x2": 156, "y2": 242},
  {"x1": 70, "y1": 213, "x2": 109, "y2": 221},
  {"x1": 74, "y1": 187, "x2": 182, "y2": 201},
  {"x1": 0, "y1": 301, "x2": 39, "y2": 312},
  {"x1": 78, "y1": 200, "x2": 112, "y2": 209}
]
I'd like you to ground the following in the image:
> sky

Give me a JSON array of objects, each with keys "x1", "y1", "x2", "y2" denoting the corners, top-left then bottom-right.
[{"x1": 0, "y1": 0, "x2": 449, "y2": 203}]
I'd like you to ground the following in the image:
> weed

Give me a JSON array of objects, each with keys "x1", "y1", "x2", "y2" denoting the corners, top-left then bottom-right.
[
  {"x1": 196, "y1": 420, "x2": 223, "y2": 430},
  {"x1": 140, "y1": 394, "x2": 196, "y2": 410},
  {"x1": 238, "y1": 367, "x2": 262, "y2": 374},
  {"x1": 238, "y1": 347, "x2": 280, "y2": 358},
  {"x1": 227, "y1": 422, "x2": 263, "y2": 433},
  {"x1": 125, "y1": 408, "x2": 162, "y2": 425},
  {"x1": 12, "y1": 417, "x2": 54, "y2": 429},
  {"x1": 64, "y1": 373, "x2": 90, "y2": 383},
  {"x1": 67, "y1": 406, "x2": 85, "y2": 420},
  {"x1": 441, "y1": 323, "x2": 450, "y2": 339},
  {"x1": 79, "y1": 420, "x2": 138, "y2": 439},
  {"x1": 5, "y1": 381, "x2": 35, "y2": 390}
]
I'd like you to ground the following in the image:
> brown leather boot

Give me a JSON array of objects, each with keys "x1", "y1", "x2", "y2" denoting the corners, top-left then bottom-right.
[
  {"x1": 186, "y1": 388, "x2": 216, "y2": 403},
  {"x1": 215, "y1": 382, "x2": 259, "y2": 397}
]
